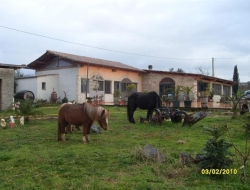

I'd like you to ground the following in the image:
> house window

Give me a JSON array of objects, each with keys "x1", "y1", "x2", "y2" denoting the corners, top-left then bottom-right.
[
  {"x1": 197, "y1": 82, "x2": 209, "y2": 92},
  {"x1": 114, "y1": 81, "x2": 120, "y2": 91},
  {"x1": 223, "y1": 85, "x2": 230, "y2": 96},
  {"x1": 212, "y1": 84, "x2": 222, "y2": 95},
  {"x1": 105, "y1": 81, "x2": 111, "y2": 94},
  {"x1": 98, "y1": 81, "x2": 104, "y2": 91},
  {"x1": 81, "y1": 78, "x2": 89, "y2": 93},
  {"x1": 121, "y1": 83, "x2": 137, "y2": 93},
  {"x1": 42, "y1": 82, "x2": 46, "y2": 90},
  {"x1": 159, "y1": 77, "x2": 175, "y2": 97}
]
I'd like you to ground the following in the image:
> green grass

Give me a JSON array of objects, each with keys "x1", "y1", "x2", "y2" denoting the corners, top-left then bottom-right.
[{"x1": 0, "y1": 105, "x2": 250, "y2": 189}]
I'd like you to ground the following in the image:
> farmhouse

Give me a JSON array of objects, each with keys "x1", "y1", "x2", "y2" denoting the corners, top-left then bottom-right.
[
  {"x1": 15, "y1": 50, "x2": 235, "y2": 104},
  {"x1": 0, "y1": 63, "x2": 26, "y2": 110}
]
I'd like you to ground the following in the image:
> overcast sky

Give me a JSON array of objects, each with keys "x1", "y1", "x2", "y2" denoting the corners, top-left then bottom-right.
[{"x1": 0, "y1": 0, "x2": 249, "y2": 82}]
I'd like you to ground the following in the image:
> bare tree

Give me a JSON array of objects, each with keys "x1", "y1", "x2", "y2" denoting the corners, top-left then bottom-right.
[
  {"x1": 177, "y1": 68, "x2": 185, "y2": 73},
  {"x1": 195, "y1": 65, "x2": 210, "y2": 76},
  {"x1": 15, "y1": 69, "x2": 24, "y2": 78},
  {"x1": 169, "y1": 68, "x2": 185, "y2": 73}
]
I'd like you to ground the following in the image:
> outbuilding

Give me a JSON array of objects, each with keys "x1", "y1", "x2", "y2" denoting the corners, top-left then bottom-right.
[{"x1": 0, "y1": 63, "x2": 26, "y2": 110}]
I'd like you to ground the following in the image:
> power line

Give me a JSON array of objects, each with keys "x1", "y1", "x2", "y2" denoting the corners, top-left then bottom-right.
[{"x1": 1, "y1": 25, "x2": 249, "y2": 61}]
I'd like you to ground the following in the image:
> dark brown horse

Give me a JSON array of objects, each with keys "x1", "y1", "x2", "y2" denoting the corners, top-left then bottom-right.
[
  {"x1": 127, "y1": 91, "x2": 162, "y2": 123},
  {"x1": 58, "y1": 103, "x2": 109, "y2": 143}
]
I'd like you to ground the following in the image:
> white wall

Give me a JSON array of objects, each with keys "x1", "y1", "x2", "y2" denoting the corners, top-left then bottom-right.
[
  {"x1": 36, "y1": 67, "x2": 78, "y2": 101},
  {"x1": 37, "y1": 75, "x2": 58, "y2": 100},
  {"x1": 16, "y1": 77, "x2": 37, "y2": 98}
]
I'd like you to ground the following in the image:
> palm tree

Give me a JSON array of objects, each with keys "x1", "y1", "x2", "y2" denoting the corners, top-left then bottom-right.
[
  {"x1": 181, "y1": 85, "x2": 196, "y2": 100},
  {"x1": 15, "y1": 99, "x2": 44, "y2": 122}
]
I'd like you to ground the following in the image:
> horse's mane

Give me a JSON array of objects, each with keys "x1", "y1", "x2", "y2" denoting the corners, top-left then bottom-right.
[{"x1": 84, "y1": 103, "x2": 109, "y2": 121}]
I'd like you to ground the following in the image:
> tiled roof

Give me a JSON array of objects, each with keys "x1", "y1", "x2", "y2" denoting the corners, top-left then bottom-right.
[
  {"x1": 144, "y1": 69, "x2": 236, "y2": 85},
  {"x1": 28, "y1": 50, "x2": 144, "y2": 73},
  {"x1": 0, "y1": 63, "x2": 27, "y2": 69}
]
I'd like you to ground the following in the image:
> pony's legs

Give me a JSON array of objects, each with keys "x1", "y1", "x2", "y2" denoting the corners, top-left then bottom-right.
[
  {"x1": 86, "y1": 125, "x2": 92, "y2": 142},
  {"x1": 58, "y1": 120, "x2": 67, "y2": 141},
  {"x1": 82, "y1": 125, "x2": 87, "y2": 143},
  {"x1": 82, "y1": 122, "x2": 93, "y2": 143},
  {"x1": 65, "y1": 124, "x2": 73, "y2": 133}
]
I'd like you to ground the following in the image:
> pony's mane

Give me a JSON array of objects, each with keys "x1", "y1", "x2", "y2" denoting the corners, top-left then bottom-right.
[{"x1": 84, "y1": 103, "x2": 109, "y2": 121}]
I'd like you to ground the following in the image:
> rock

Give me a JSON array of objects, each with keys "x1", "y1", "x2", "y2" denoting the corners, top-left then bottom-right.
[
  {"x1": 143, "y1": 144, "x2": 166, "y2": 163},
  {"x1": 178, "y1": 152, "x2": 194, "y2": 165},
  {"x1": 194, "y1": 154, "x2": 206, "y2": 164},
  {"x1": 91, "y1": 124, "x2": 101, "y2": 134}
]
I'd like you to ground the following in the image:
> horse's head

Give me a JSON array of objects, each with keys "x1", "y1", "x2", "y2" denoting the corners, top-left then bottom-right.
[{"x1": 97, "y1": 109, "x2": 110, "y2": 130}]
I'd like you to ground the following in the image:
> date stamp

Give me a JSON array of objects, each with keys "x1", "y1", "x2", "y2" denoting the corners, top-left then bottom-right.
[{"x1": 201, "y1": 169, "x2": 237, "y2": 175}]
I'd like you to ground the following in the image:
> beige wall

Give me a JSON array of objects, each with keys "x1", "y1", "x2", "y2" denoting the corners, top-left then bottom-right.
[
  {"x1": 77, "y1": 65, "x2": 142, "y2": 103},
  {"x1": 142, "y1": 72, "x2": 197, "y2": 94},
  {"x1": 142, "y1": 72, "x2": 233, "y2": 102}
]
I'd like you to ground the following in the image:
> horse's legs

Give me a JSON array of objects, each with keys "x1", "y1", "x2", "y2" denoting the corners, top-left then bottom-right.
[
  {"x1": 82, "y1": 121, "x2": 93, "y2": 143},
  {"x1": 87, "y1": 121, "x2": 94, "y2": 142},
  {"x1": 65, "y1": 124, "x2": 73, "y2": 133},
  {"x1": 58, "y1": 120, "x2": 67, "y2": 141},
  {"x1": 128, "y1": 105, "x2": 137, "y2": 123},
  {"x1": 147, "y1": 108, "x2": 154, "y2": 120}
]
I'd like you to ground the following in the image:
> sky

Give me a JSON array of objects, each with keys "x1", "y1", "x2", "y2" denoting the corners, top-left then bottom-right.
[{"x1": 0, "y1": 0, "x2": 250, "y2": 82}]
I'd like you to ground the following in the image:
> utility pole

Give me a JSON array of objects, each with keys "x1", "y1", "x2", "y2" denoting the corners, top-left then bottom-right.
[
  {"x1": 212, "y1": 57, "x2": 214, "y2": 77},
  {"x1": 86, "y1": 63, "x2": 89, "y2": 98}
]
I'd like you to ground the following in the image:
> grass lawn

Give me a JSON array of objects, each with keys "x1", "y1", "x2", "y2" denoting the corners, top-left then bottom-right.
[{"x1": 0, "y1": 105, "x2": 250, "y2": 189}]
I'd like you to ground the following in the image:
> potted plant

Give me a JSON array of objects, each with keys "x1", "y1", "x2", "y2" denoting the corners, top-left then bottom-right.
[
  {"x1": 86, "y1": 97, "x2": 93, "y2": 104},
  {"x1": 125, "y1": 84, "x2": 136, "y2": 103},
  {"x1": 99, "y1": 94, "x2": 104, "y2": 105},
  {"x1": 172, "y1": 85, "x2": 181, "y2": 107},
  {"x1": 181, "y1": 85, "x2": 196, "y2": 108},
  {"x1": 93, "y1": 95, "x2": 99, "y2": 105},
  {"x1": 62, "y1": 91, "x2": 69, "y2": 103},
  {"x1": 200, "y1": 84, "x2": 210, "y2": 108},
  {"x1": 114, "y1": 89, "x2": 121, "y2": 105},
  {"x1": 126, "y1": 84, "x2": 136, "y2": 95},
  {"x1": 162, "y1": 95, "x2": 172, "y2": 107}
]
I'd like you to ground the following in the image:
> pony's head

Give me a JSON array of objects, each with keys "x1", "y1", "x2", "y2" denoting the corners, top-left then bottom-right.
[{"x1": 97, "y1": 109, "x2": 110, "y2": 130}]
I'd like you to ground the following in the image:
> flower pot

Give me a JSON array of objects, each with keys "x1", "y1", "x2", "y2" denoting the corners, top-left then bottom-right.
[
  {"x1": 114, "y1": 96, "x2": 119, "y2": 105},
  {"x1": 200, "y1": 96, "x2": 208, "y2": 108},
  {"x1": 172, "y1": 100, "x2": 180, "y2": 107},
  {"x1": 164, "y1": 102, "x2": 171, "y2": 107},
  {"x1": 184, "y1": 100, "x2": 192, "y2": 108},
  {"x1": 93, "y1": 100, "x2": 98, "y2": 105},
  {"x1": 119, "y1": 100, "x2": 126, "y2": 106},
  {"x1": 62, "y1": 98, "x2": 68, "y2": 103}
]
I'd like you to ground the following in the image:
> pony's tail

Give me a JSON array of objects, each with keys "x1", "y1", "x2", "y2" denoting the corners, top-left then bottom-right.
[{"x1": 57, "y1": 119, "x2": 61, "y2": 141}]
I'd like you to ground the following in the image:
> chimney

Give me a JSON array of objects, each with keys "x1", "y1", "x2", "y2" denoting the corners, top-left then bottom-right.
[{"x1": 148, "y1": 65, "x2": 153, "y2": 70}]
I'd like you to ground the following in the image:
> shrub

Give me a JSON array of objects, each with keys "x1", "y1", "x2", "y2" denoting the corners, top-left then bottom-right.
[{"x1": 199, "y1": 126, "x2": 234, "y2": 172}]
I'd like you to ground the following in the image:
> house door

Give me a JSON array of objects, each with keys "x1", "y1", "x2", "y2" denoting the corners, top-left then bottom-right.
[
  {"x1": 159, "y1": 77, "x2": 175, "y2": 98},
  {"x1": 89, "y1": 74, "x2": 104, "y2": 99}
]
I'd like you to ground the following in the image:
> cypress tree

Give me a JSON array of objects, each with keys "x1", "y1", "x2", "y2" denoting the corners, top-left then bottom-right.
[{"x1": 233, "y1": 65, "x2": 240, "y2": 96}]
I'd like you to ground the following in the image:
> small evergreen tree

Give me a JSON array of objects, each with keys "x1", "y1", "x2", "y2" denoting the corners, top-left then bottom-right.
[
  {"x1": 233, "y1": 65, "x2": 240, "y2": 96},
  {"x1": 199, "y1": 125, "x2": 234, "y2": 171}
]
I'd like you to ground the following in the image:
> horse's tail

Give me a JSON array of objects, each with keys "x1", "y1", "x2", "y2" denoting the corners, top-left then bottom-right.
[
  {"x1": 127, "y1": 99, "x2": 130, "y2": 121},
  {"x1": 156, "y1": 94, "x2": 162, "y2": 108},
  {"x1": 57, "y1": 118, "x2": 61, "y2": 141}
]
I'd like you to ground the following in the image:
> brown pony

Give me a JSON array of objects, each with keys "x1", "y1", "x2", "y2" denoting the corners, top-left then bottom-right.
[{"x1": 58, "y1": 103, "x2": 109, "y2": 143}]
